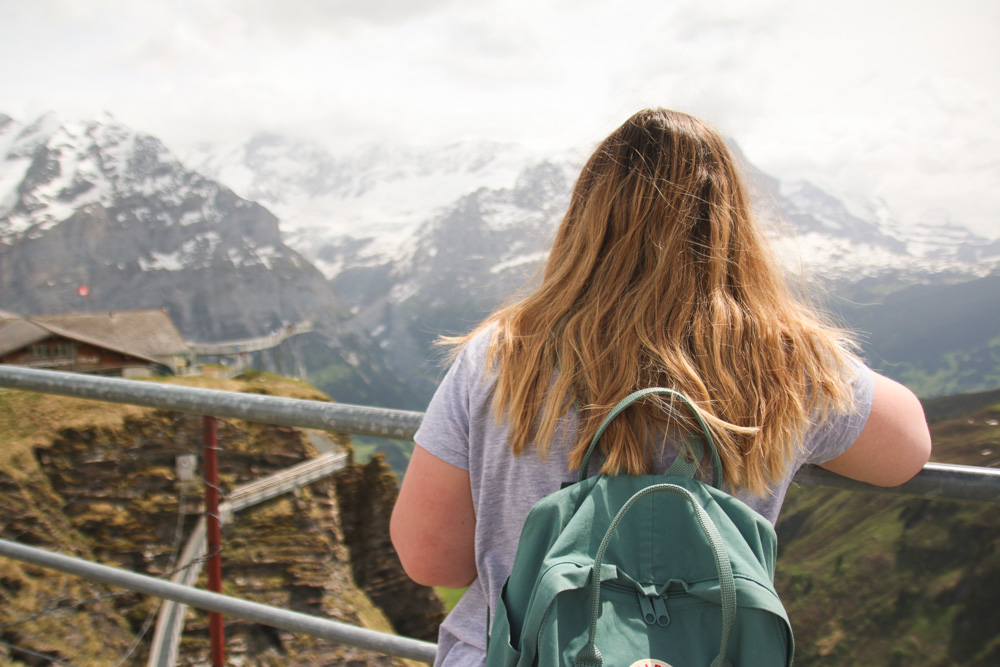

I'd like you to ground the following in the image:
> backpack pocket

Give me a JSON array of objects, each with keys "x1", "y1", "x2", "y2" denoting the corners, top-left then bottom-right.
[{"x1": 485, "y1": 601, "x2": 521, "y2": 667}]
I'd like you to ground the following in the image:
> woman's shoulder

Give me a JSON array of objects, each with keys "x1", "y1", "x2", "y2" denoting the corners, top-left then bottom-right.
[{"x1": 446, "y1": 324, "x2": 498, "y2": 373}]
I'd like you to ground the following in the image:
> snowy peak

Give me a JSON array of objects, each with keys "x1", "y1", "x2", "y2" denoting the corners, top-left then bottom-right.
[
  {"x1": 0, "y1": 113, "x2": 302, "y2": 277},
  {"x1": 0, "y1": 112, "x2": 342, "y2": 342},
  {"x1": 194, "y1": 128, "x2": 995, "y2": 286},
  {"x1": 185, "y1": 133, "x2": 556, "y2": 274},
  {"x1": 2, "y1": 113, "x2": 222, "y2": 238},
  {"x1": 760, "y1": 178, "x2": 999, "y2": 281}
]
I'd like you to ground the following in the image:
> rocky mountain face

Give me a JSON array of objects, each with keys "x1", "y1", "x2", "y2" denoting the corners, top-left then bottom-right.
[
  {"x1": 183, "y1": 133, "x2": 549, "y2": 279},
  {"x1": 0, "y1": 113, "x2": 325, "y2": 339},
  {"x1": 0, "y1": 376, "x2": 444, "y2": 665},
  {"x1": 0, "y1": 113, "x2": 413, "y2": 408}
]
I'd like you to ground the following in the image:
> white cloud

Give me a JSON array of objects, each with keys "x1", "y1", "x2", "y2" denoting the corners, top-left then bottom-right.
[{"x1": 0, "y1": 0, "x2": 997, "y2": 237}]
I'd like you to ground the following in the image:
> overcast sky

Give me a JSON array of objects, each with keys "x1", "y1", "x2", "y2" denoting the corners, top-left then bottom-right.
[{"x1": 2, "y1": 0, "x2": 997, "y2": 237}]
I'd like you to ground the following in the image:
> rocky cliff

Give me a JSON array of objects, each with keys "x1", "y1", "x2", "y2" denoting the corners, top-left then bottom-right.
[{"x1": 0, "y1": 374, "x2": 443, "y2": 666}]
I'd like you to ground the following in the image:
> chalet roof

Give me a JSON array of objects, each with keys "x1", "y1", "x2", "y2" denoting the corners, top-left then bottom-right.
[
  {"x1": 0, "y1": 309, "x2": 189, "y2": 362},
  {"x1": 0, "y1": 319, "x2": 51, "y2": 356}
]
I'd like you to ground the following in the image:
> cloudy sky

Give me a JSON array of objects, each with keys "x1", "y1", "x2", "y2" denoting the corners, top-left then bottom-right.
[{"x1": 2, "y1": 0, "x2": 997, "y2": 236}]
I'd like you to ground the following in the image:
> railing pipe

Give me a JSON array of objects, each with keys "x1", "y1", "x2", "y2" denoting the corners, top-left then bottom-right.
[
  {"x1": 203, "y1": 416, "x2": 225, "y2": 667},
  {"x1": 0, "y1": 365, "x2": 997, "y2": 504},
  {"x1": 0, "y1": 365, "x2": 423, "y2": 440},
  {"x1": 793, "y1": 462, "x2": 1000, "y2": 504},
  {"x1": 0, "y1": 539, "x2": 438, "y2": 664}
]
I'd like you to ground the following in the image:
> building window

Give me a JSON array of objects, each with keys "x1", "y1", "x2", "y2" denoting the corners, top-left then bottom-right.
[
  {"x1": 29, "y1": 344, "x2": 50, "y2": 359},
  {"x1": 54, "y1": 343, "x2": 75, "y2": 358}
]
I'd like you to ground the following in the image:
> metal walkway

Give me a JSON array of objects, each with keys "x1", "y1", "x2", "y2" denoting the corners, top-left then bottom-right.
[
  {"x1": 147, "y1": 451, "x2": 348, "y2": 667},
  {"x1": 187, "y1": 321, "x2": 313, "y2": 356}
]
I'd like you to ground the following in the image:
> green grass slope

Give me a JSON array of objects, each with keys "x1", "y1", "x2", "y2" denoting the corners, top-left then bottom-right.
[
  {"x1": 776, "y1": 394, "x2": 1000, "y2": 666},
  {"x1": 829, "y1": 274, "x2": 1000, "y2": 398}
]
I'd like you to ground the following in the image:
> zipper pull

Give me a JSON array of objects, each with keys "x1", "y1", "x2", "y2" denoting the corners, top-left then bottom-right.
[
  {"x1": 638, "y1": 594, "x2": 656, "y2": 625},
  {"x1": 652, "y1": 595, "x2": 670, "y2": 627}
]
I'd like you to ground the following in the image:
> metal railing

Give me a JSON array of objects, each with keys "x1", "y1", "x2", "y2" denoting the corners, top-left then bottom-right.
[
  {"x1": 1, "y1": 364, "x2": 998, "y2": 666},
  {"x1": 187, "y1": 320, "x2": 314, "y2": 356},
  {"x1": 0, "y1": 539, "x2": 438, "y2": 664},
  {"x1": 0, "y1": 364, "x2": 422, "y2": 439},
  {"x1": 1, "y1": 365, "x2": 997, "y2": 504}
]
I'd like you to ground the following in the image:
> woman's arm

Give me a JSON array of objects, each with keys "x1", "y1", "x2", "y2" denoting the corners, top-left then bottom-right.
[
  {"x1": 390, "y1": 444, "x2": 478, "y2": 588},
  {"x1": 819, "y1": 372, "x2": 932, "y2": 486}
]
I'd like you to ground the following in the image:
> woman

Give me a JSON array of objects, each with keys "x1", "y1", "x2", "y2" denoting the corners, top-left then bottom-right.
[{"x1": 390, "y1": 108, "x2": 931, "y2": 666}]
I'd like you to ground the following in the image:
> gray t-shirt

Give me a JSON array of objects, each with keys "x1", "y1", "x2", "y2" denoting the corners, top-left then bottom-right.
[{"x1": 413, "y1": 327, "x2": 874, "y2": 667}]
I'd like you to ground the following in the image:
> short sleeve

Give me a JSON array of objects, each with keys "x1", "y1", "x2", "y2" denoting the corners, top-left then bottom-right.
[
  {"x1": 412, "y1": 338, "x2": 485, "y2": 471},
  {"x1": 803, "y1": 358, "x2": 876, "y2": 465}
]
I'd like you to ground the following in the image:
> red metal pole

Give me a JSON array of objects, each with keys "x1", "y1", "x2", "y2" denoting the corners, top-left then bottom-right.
[{"x1": 203, "y1": 415, "x2": 225, "y2": 666}]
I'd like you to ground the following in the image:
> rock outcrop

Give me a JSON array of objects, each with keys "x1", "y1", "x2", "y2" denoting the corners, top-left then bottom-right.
[{"x1": 0, "y1": 378, "x2": 443, "y2": 666}]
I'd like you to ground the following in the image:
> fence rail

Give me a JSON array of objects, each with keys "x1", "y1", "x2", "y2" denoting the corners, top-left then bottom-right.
[
  {"x1": 0, "y1": 539, "x2": 438, "y2": 664},
  {"x1": 1, "y1": 365, "x2": 997, "y2": 504},
  {"x1": 0, "y1": 364, "x2": 423, "y2": 440}
]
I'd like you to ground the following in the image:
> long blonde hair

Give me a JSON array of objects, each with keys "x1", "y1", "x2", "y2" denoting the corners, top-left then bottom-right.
[{"x1": 451, "y1": 108, "x2": 856, "y2": 495}]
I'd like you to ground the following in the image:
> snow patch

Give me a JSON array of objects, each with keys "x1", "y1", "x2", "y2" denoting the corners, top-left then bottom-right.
[
  {"x1": 389, "y1": 280, "x2": 420, "y2": 304},
  {"x1": 0, "y1": 157, "x2": 30, "y2": 217},
  {"x1": 253, "y1": 245, "x2": 278, "y2": 269},
  {"x1": 490, "y1": 251, "x2": 547, "y2": 274},
  {"x1": 139, "y1": 250, "x2": 185, "y2": 271}
]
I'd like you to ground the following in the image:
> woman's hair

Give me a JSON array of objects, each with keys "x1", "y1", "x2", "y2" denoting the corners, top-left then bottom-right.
[{"x1": 451, "y1": 108, "x2": 856, "y2": 495}]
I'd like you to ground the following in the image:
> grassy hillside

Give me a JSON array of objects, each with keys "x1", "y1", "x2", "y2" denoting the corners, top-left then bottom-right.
[
  {"x1": 829, "y1": 274, "x2": 1000, "y2": 398},
  {"x1": 776, "y1": 393, "x2": 1000, "y2": 666}
]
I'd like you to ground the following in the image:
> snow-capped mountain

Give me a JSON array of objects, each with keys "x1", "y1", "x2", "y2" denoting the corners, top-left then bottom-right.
[
  {"x1": 733, "y1": 146, "x2": 1000, "y2": 283},
  {"x1": 0, "y1": 112, "x2": 331, "y2": 340},
  {"x1": 4, "y1": 111, "x2": 998, "y2": 404},
  {"x1": 0, "y1": 112, "x2": 420, "y2": 407},
  {"x1": 182, "y1": 129, "x2": 1000, "y2": 400},
  {"x1": 184, "y1": 133, "x2": 562, "y2": 278},
  {"x1": 186, "y1": 131, "x2": 999, "y2": 289}
]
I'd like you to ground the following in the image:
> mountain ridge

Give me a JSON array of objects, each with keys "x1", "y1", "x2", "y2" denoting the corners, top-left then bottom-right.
[
  {"x1": 0, "y1": 112, "x2": 418, "y2": 409},
  {"x1": 2, "y1": 111, "x2": 998, "y2": 404}
]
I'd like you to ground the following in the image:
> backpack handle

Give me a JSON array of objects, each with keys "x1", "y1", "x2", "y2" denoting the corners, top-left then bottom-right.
[
  {"x1": 577, "y1": 388, "x2": 723, "y2": 488},
  {"x1": 575, "y1": 483, "x2": 736, "y2": 667}
]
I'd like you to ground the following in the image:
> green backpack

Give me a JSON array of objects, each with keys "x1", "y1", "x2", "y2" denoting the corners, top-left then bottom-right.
[{"x1": 486, "y1": 388, "x2": 794, "y2": 667}]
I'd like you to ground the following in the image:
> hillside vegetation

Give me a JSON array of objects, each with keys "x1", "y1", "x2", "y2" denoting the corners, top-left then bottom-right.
[
  {"x1": 830, "y1": 274, "x2": 1000, "y2": 398},
  {"x1": 775, "y1": 392, "x2": 1000, "y2": 666}
]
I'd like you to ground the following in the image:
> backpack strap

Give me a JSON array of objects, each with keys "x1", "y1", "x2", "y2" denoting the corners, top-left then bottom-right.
[
  {"x1": 577, "y1": 388, "x2": 723, "y2": 488},
  {"x1": 575, "y1": 483, "x2": 737, "y2": 667},
  {"x1": 663, "y1": 435, "x2": 707, "y2": 479}
]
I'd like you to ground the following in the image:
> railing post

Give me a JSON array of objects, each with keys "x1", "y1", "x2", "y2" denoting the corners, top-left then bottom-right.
[{"x1": 203, "y1": 416, "x2": 225, "y2": 666}]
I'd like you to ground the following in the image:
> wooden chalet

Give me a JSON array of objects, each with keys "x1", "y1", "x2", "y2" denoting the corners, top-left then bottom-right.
[{"x1": 0, "y1": 309, "x2": 190, "y2": 377}]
